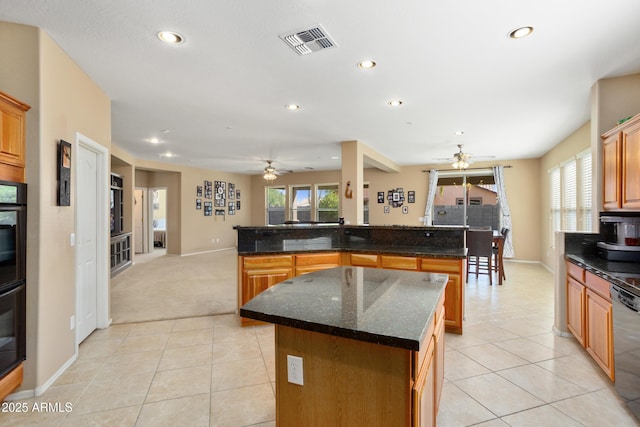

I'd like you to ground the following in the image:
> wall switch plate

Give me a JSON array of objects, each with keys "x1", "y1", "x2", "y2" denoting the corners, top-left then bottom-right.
[{"x1": 287, "y1": 355, "x2": 303, "y2": 385}]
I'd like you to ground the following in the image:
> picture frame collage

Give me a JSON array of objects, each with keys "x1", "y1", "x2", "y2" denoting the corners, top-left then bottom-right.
[{"x1": 196, "y1": 180, "x2": 241, "y2": 216}]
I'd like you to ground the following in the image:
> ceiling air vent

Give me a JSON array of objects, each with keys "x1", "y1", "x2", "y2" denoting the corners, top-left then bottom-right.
[{"x1": 279, "y1": 24, "x2": 338, "y2": 56}]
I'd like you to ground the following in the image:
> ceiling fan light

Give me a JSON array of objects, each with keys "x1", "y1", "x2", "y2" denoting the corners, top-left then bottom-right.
[{"x1": 263, "y1": 161, "x2": 278, "y2": 181}]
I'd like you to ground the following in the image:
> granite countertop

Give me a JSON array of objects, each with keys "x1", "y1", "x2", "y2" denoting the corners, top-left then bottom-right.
[
  {"x1": 566, "y1": 253, "x2": 640, "y2": 289},
  {"x1": 239, "y1": 266, "x2": 447, "y2": 351}
]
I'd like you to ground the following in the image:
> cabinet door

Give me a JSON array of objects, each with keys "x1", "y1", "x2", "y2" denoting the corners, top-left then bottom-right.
[
  {"x1": 585, "y1": 289, "x2": 614, "y2": 380},
  {"x1": 433, "y1": 309, "x2": 445, "y2": 413},
  {"x1": 566, "y1": 277, "x2": 585, "y2": 346},
  {"x1": 622, "y1": 120, "x2": 640, "y2": 210},
  {"x1": 421, "y1": 258, "x2": 463, "y2": 334},
  {"x1": 412, "y1": 337, "x2": 435, "y2": 427},
  {"x1": 350, "y1": 253, "x2": 379, "y2": 267},
  {"x1": 0, "y1": 97, "x2": 27, "y2": 168},
  {"x1": 380, "y1": 255, "x2": 418, "y2": 270},
  {"x1": 602, "y1": 132, "x2": 621, "y2": 210},
  {"x1": 242, "y1": 268, "x2": 292, "y2": 305}
]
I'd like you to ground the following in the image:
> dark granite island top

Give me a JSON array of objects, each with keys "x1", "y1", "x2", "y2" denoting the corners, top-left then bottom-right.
[{"x1": 240, "y1": 266, "x2": 447, "y2": 351}]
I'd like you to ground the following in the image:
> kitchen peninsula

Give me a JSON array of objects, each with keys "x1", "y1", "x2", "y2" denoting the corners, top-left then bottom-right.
[
  {"x1": 235, "y1": 225, "x2": 467, "y2": 333},
  {"x1": 240, "y1": 266, "x2": 447, "y2": 426}
]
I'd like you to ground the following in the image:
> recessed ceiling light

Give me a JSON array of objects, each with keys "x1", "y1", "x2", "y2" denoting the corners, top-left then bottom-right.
[
  {"x1": 285, "y1": 104, "x2": 300, "y2": 110},
  {"x1": 148, "y1": 137, "x2": 160, "y2": 144},
  {"x1": 160, "y1": 152, "x2": 174, "y2": 158},
  {"x1": 388, "y1": 100, "x2": 403, "y2": 107},
  {"x1": 509, "y1": 26, "x2": 534, "y2": 39},
  {"x1": 358, "y1": 60, "x2": 377, "y2": 69},
  {"x1": 455, "y1": 131, "x2": 464, "y2": 136},
  {"x1": 157, "y1": 31, "x2": 184, "y2": 45}
]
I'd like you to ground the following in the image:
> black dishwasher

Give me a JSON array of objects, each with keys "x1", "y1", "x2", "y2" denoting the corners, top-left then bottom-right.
[{"x1": 611, "y1": 280, "x2": 640, "y2": 421}]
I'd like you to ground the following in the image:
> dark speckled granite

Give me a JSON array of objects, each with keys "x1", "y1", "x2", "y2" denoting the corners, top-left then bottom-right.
[
  {"x1": 240, "y1": 266, "x2": 447, "y2": 351},
  {"x1": 564, "y1": 232, "x2": 640, "y2": 290},
  {"x1": 235, "y1": 225, "x2": 466, "y2": 258}
]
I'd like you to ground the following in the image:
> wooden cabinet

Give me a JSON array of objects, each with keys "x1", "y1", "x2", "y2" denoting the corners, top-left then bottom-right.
[
  {"x1": 381, "y1": 255, "x2": 418, "y2": 270},
  {"x1": 110, "y1": 232, "x2": 132, "y2": 277},
  {"x1": 275, "y1": 291, "x2": 444, "y2": 426},
  {"x1": 412, "y1": 335, "x2": 435, "y2": 427},
  {"x1": 0, "y1": 91, "x2": 30, "y2": 183},
  {"x1": 433, "y1": 299, "x2": 446, "y2": 413},
  {"x1": 294, "y1": 252, "x2": 340, "y2": 276},
  {"x1": 565, "y1": 260, "x2": 614, "y2": 380},
  {"x1": 585, "y1": 289, "x2": 614, "y2": 379},
  {"x1": 602, "y1": 114, "x2": 640, "y2": 210},
  {"x1": 240, "y1": 252, "x2": 464, "y2": 334},
  {"x1": 566, "y1": 276, "x2": 586, "y2": 346},
  {"x1": 421, "y1": 258, "x2": 464, "y2": 335},
  {"x1": 349, "y1": 253, "x2": 379, "y2": 267},
  {"x1": 239, "y1": 255, "x2": 293, "y2": 326}
]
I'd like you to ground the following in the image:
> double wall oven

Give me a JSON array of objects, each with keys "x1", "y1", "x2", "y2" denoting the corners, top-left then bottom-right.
[{"x1": 0, "y1": 180, "x2": 26, "y2": 380}]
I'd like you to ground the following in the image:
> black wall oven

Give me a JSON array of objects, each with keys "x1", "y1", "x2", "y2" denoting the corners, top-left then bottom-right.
[{"x1": 0, "y1": 180, "x2": 27, "y2": 379}]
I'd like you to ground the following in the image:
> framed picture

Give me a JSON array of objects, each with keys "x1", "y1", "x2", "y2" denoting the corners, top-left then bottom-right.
[
  {"x1": 196, "y1": 186, "x2": 203, "y2": 197},
  {"x1": 215, "y1": 181, "x2": 226, "y2": 207},
  {"x1": 384, "y1": 206, "x2": 390, "y2": 214},
  {"x1": 204, "y1": 181, "x2": 212, "y2": 199},
  {"x1": 377, "y1": 192, "x2": 384, "y2": 203},
  {"x1": 408, "y1": 191, "x2": 415, "y2": 203},
  {"x1": 236, "y1": 190, "x2": 241, "y2": 199},
  {"x1": 402, "y1": 205, "x2": 409, "y2": 214},
  {"x1": 204, "y1": 201, "x2": 212, "y2": 216},
  {"x1": 196, "y1": 199, "x2": 202, "y2": 210},
  {"x1": 57, "y1": 140, "x2": 71, "y2": 206},
  {"x1": 228, "y1": 183, "x2": 235, "y2": 199},
  {"x1": 236, "y1": 200, "x2": 241, "y2": 210}
]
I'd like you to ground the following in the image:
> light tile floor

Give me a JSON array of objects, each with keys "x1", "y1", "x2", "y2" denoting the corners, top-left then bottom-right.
[{"x1": 3, "y1": 260, "x2": 639, "y2": 426}]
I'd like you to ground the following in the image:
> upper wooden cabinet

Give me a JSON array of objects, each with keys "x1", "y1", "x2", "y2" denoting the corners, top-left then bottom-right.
[
  {"x1": 0, "y1": 91, "x2": 31, "y2": 183},
  {"x1": 602, "y1": 114, "x2": 640, "y2": 211}
]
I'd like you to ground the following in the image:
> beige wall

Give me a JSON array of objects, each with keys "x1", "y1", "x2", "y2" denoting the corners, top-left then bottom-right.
[
  {"x1": 1, "y1": 21, "x2": 41, "y2": 392},
  {"x1": 0, "y1": 22, "x2": 112, "y2": 392}
]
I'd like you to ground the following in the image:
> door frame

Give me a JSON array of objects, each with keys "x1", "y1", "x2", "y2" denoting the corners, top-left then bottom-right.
[
  {"x1": 74, "y1": 132, "x2": 109, "y2": 347},
  {"x1": 134, "y1": 187, "x2": 148, "y2": 253},
  {"x1": 149, "y1": 187, "x2": 167, "y2": 250}
]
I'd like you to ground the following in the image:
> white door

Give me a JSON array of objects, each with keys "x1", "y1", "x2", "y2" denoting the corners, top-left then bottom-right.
[
  {"x1": 76, "y1": 144, "x2": 98, "y2": 342},
  {"x1": 134, "y1": 189, "x2": 145, "y2": 253}
]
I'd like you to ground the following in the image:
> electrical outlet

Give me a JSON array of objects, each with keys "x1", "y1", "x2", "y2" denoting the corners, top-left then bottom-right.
[
  {"x1": 287, "y1": 355, "x2": 303, "y2": 385},
  {"x1": 70, "y1": 315, "x2": 75, "y2": 330}
]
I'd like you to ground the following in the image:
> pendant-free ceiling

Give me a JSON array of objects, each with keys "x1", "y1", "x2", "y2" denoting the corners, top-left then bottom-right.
[{"x1": 263, "y1": 161, "x2": 277, "y2": 181}]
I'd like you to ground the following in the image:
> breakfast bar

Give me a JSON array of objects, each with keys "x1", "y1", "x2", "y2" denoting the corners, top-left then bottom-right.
[{"x1": 240, "y1": 266, "x2": 447, "y2": 426}]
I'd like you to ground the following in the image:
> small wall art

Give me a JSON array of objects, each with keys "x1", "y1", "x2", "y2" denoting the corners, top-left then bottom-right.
[
  {"x1": 236, "y1": 200, "x2": 241, "y2": 210},
  {"x1": 377, "y1": 192, "x2": 384, "y2": 203},
  {"x1": 214, "y1": 180, "x2": 226, "y2": 207},
  {"x1": 228, "y1": 183, "x2": 235, "y2": 199},
  {"x1": 402, "y1": 205, "x2": 409, "y2": 214},
  {"x1": 384, "y1": 206, "x2": 390, "y2": 214},
  {"x1": 408, "y1": 191, "x2": 415, "y2": 203},
  {"x1": 204, "y1": 201, "x2": 212, "y2": 216},
  {"x1": 387, "y1": 188, "x2": 405, "y2": 208},
  {"x1": 196, "y1": 185, "x2": 203, "y2": 197},
  {"x1": 196, "y1": 199, "x2": 202, "y2": 210},
  {"x1": 228, "y1": 203, "x2": 235, "y2": 215},
  {"x1": 204, "y1": 181, "x2": 212, "y2": 199},
  {"x1": 236, "y1": 189, "x2": 241, "y2": 199},
  {"x1": 57, "y1": 140, "x2": 71, "y2": 206}
]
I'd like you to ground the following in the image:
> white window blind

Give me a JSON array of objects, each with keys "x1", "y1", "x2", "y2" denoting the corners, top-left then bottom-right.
[
  {"x1": 550, "y1": 167, "x2": 561, "y2": 247},
  {"x1": 578, "y1": 152, "x2": 592, "y2": 231},
  {"x1": 562, "y1": 160, "x2": 577, "y2": 231}
]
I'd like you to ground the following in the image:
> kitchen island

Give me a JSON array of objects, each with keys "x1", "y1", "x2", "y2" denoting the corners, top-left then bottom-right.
[
  {"x1": 236, "y1": 224, "x2": 467, "y2": 334},
  {"x1": 240, "y1": 266, "x2": 447, "y2": 427}
]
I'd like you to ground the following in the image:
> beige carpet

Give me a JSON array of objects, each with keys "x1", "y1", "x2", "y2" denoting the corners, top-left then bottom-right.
[{"x1": 110, "y1": 249, "x2": 237, "y2": 324}]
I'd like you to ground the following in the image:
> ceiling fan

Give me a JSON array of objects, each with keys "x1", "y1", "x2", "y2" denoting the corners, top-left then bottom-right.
[
  {"x1": 263, "y1": 160, "x2": 278, "y2": 181},
  {"x1": 434, "y1": 144, "x2": 495, "y2": 169}
]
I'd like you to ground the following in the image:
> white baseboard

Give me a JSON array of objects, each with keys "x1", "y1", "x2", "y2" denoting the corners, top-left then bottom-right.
[
  {"x1": 181, "y1": 247, "x2": 236, "y2": 257},
  {"x1": 5, "y1": 351, "x2": 78, "y2": 401}
]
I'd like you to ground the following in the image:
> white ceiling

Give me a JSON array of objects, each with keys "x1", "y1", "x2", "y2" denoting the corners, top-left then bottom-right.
[{"x1": 2, "y1": 0, "x2": 640, "y2": 175}]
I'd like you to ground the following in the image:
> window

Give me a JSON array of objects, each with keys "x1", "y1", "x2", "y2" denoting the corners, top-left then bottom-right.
[
  {"x1": 316, "y1": 184, "x2": 339, "y2": 222},
  {"x1": 578, "y1": 151, "x2": 592, "y2": 231},
  {"x1": 549, "y1": 149, "x2": 592, "y2": 246},
  {"x1": 266, "y1": 186, "x2": 286, "y2": 225},
  {"x1": 290, "y1": 186, "x2": 311, "y2": 222},
  {"x1": 562, "y1": 160, "x2": 577, "y2": 231},
  {"x1": 550, "y1": 167, "x2": 561, "y2": 245}
]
